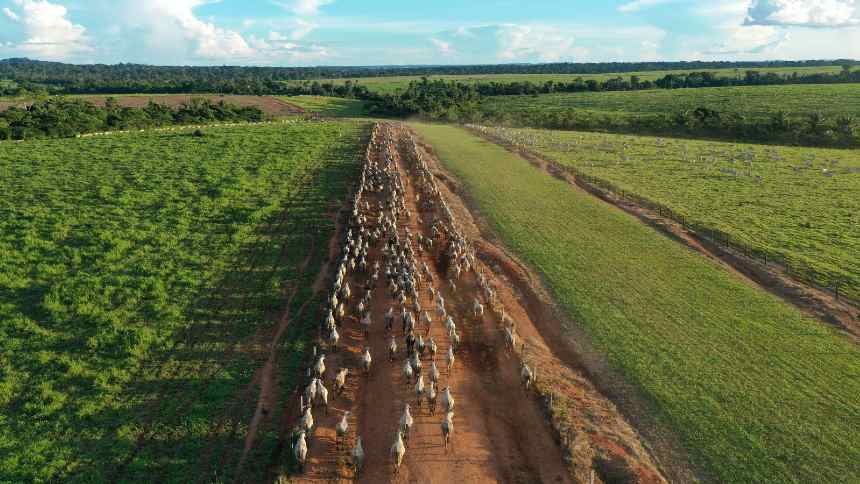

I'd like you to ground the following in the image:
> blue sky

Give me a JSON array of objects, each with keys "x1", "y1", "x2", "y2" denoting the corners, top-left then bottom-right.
[{"x1": 0, "y1": 0, "x2": 858, "y2": 66}]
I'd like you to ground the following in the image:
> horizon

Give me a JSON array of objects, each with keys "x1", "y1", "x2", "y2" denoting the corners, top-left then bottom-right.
[
  {"x1": 1, "y1": 1, "x2": 859, "y2": 67},
  {"x1": 2, "y1": 56, "x2": 857, "y2": 70}
]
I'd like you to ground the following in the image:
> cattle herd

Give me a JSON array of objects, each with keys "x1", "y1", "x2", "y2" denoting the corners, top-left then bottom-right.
[{"x1": 291, "y1": 122, "x2": 535, "y2": 478}]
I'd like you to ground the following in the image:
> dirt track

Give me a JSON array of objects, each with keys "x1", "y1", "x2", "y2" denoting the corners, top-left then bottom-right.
[{"x1": 284, "y1": 123, "x2": 668, "y2": 483}]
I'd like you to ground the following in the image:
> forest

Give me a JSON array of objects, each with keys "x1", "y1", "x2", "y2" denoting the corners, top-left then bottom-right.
[
  {"x1": 364, "y1": 77, "x2": 859, "y2": 147},
  {"x1": 0, "y1": 97, "x2": 264, "y2": 140},
  {"x1": 0, "y1": 57, "x2": 855, "y2": 96}
]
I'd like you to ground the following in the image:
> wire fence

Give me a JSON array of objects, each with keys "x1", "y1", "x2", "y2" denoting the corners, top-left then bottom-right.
[{"x1": 572, "y1": 170, "x2": 856, "y2": 304}]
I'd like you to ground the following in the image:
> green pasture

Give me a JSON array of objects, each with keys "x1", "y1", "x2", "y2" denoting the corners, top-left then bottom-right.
[
  {"x1": 0, "y1": 121, "x2": 369, "y2": 482},
  {"x1": 479, "y1": 83, "x2": 860, "y2": 121},
  {"x1": 481, "y1": 126, "x2": 860, "y2": 302},
  {"x1": 281, "y1": 95, "x2": 370, "y2": 117},
  {"x1": 411, "y1": 122, "x2": 860, "y2": 484}
]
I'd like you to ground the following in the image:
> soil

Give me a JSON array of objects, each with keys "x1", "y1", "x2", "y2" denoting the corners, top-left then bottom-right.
[
  {"x1": 467, "y1": 126, "x2": 859, "y2": 342},
  {"x1": 281, "y1": 123, "x2": 672, "y2": 484},
  {"x1": 0, "y1": 94, "x2": 304, "y2": 117}
]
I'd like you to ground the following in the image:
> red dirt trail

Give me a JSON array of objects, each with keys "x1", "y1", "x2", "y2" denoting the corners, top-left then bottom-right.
[{"x1": 282, "y1": 123, "x2": 669, "y2": 484}]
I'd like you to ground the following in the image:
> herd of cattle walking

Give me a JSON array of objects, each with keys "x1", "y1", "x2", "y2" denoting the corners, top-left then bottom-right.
[{"x1": 291, "y1": 123, "x2": 536, "y2": 478}]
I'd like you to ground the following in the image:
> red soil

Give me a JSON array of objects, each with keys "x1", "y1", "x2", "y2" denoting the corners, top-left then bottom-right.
[{"x1": 281, "y1": 123, "x2": 670, "y2": 484}]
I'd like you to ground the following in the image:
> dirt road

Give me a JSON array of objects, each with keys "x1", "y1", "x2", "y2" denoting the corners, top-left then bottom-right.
[{"x1": 284, "y1": 122, "x2": 668, "y2": 483}]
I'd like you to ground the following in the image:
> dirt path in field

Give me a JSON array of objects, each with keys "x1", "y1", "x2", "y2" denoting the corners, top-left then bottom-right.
[
  {"x1": 283, "y1": 123, "x2": 670, "y2": 484},
  {"x1": 466, "y1": 126, "x2": 859, "y2": 342},
  {"x1": 236, "y1": 240, "x2": 319, "y2": 472}
]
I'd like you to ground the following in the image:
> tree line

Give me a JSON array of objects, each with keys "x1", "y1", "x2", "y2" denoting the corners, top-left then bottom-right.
[
  {"x1": 0, "y1": 97, "x2": 263, "y2": 140},
  {"x1": 481, "y1": 107, "x2": 859, "y2": 148},
  {"x1": 364, "y1": 78, "x2": 858, "y2": 148},
  {"x1": 0, "y1": 57, "x2": 855, "y2": 96},
  {"x1": 452, "y1": 65, "x2": 859, "y2": 96}
]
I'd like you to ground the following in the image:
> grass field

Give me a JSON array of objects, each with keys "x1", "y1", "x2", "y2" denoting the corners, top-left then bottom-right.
[
  {"x1": 280, "y1": 95, "x2": 370, "y2": 117},
  {"x1": 479, "y1": 83, "x2": 860, "y2": 122},
  {"x1": 286, "y1": 66, "x2": 845, "y2": 94},
  {"x1": 478, "y1": 126, "x2": 860, "y2": 302},
  {"x1": 0, "y1": 121, "x2": 369, "y2": 482},
  {"x1": 411, "y1": 123, "x2": 860, "y2": 484}
]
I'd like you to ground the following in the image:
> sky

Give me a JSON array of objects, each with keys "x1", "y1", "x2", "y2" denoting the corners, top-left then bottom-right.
[{"x1": 0, "y1": 0, "x2": 858, "y2": 66}]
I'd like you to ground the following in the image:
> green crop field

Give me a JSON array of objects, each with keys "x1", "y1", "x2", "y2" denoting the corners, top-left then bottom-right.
[
  {"x1": 477, "y1": 126, "x2": 860, "y2": 302},
  {"x1": 410, "y1": 123, "x2": 860, "y2": 484},
  {"x1": 286, "y1": 66, "x2": 845, "y2": 94},
  {"x1": 0, "y1": 120, "x2": 369, "y2": 482},
  {"x1": 479, "y1": 83, "x2": 860, "y2": 121},
  {"x1": 281, "y1": 95, "x2": 370, "y2": 117}
]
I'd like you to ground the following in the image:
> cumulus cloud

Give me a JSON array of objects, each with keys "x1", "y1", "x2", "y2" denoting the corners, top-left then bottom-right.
[
  {"x1": 427, "y1": 23, "x2": 664, "y2": 64},
  {"x1": 430, "y1": 37, "x2": 455, "y2": 55},
  {"x1": 745, "y1": 0, "x2": 860, "y2": 27},
  {"x1": 120, "y1": 0, "x2": 255, "y2": 60},
  {"x1": 2, "y1": 0, "x2": 91, "y2": 60},
  {"x1": 273, "y1": 0, "x2": 334, "y2": 16},
  {"x1": 706, "y1": 24, "x2": 789, "y2": 54},
  {"x1": 268, "y1": 0, "x2": 332, "y2": 42},
  {"x1": 496, "y1": 24, "x2": 584, "y2": 62},
  {"x1": 247, "y1": 31, "x2": 331, "y2": 62},
  {"x1": 71, "y1": 0, "x2": 334, "y2": 64}
]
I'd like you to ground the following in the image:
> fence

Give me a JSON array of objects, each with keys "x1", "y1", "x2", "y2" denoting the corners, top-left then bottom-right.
[
  {"x1": 466, "y1": 124, "x2": 857, "y2": 306},
  {"x1": 571, "y1": 170, "x2": 856, "y2": 304}
]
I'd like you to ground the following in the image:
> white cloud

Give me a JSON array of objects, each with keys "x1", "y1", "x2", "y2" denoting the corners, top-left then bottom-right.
[
  {"x1": 247, "y1": 34, "x2": 271, "y2": 50},
  {"x1": 745, "y1": 0, "x2": 860, "y2": 27},
  {"x1": 247, "y1": 30, "x2": 331, "y2": 62},
  {"x1": 266, "y1": 0, "x2": 329, "y2": 42},
  {"x1": 706, "y1": 24, "x2": 789, "y2": 54},
  {"x1": 618, "y1": 0, "x2": 673, "y2": 13},
  {"x1": 427, "y1": 23, "x2": 665, "y2": 64},
  {"x1": 267, "y1": 31, "x2": 298, "y2": 49},
  {"x1": 273, "y1": 0, "x2": 334, "y2": 16},
  {"x1": 68, "y1": 0, "x2": 336, "y2": 64},
  {"x1": 3, "y1": 7, "x2": 20, "y2": 21},
  {"x1": 695, "y1": 0, "x2": 750, "y2": 17},
  {"x1": 2, "y1": 0, "x2": 91, "y2": 60},
  {"x1": 430, "y1": 37, "x2": 455, "y2": 55},
  {"x1": 496, "y1": 24, "x2": 582, "y2": 62},
  {"x1": 767, "y1": 26, "x2": 860, "y2": 57},
  {"x1": 290, "y1": 18, "x2": 316, "y2": 39},
  {"x1": 119, "y1": 0, "x2": 255, "y2": 60}
]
